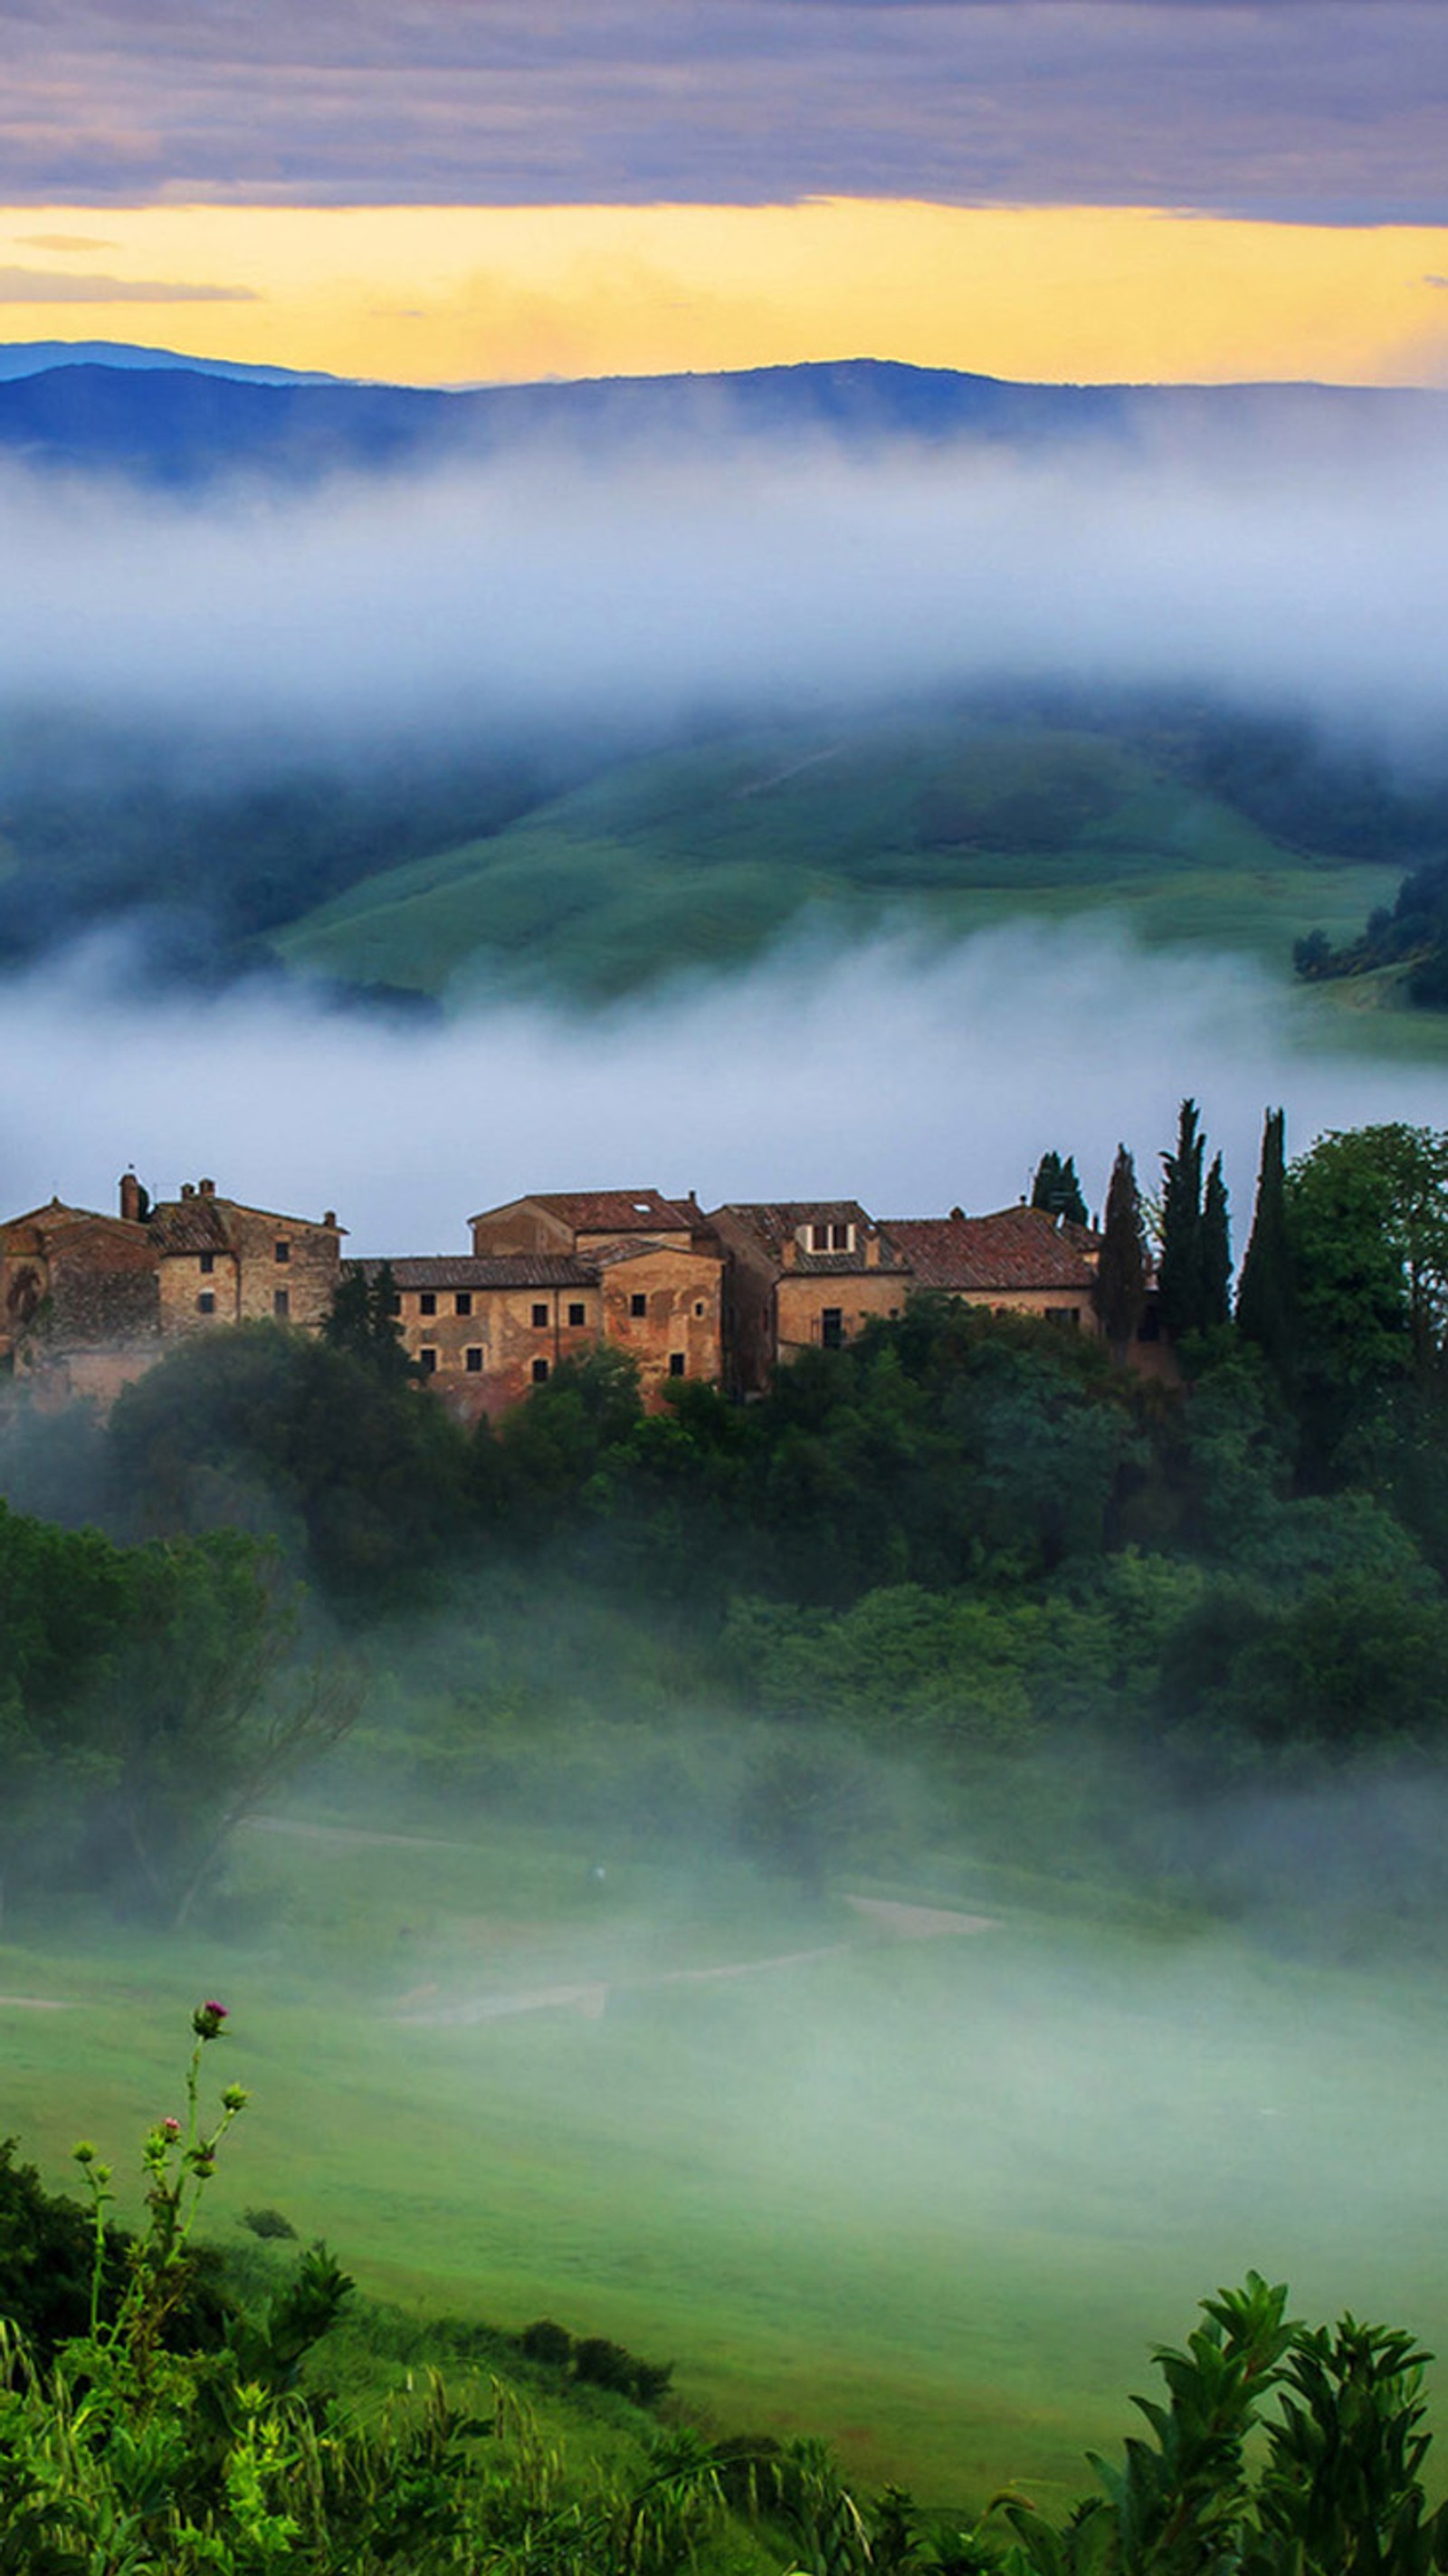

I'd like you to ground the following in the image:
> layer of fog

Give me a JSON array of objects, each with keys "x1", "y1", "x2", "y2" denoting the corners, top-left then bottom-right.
[
  {"x1": 4, "y1": 425, "x2": 1448, "y2": 755},
  {"x1": 8, "y1": 921, "x2": 1447, "y2": 1248}
]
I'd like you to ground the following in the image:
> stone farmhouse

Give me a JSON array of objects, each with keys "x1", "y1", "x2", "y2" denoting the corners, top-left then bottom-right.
[
  {"x1": 0, "y1": 1176, "x2": 343, "y2": 1406},
  {"x1": 0, "y1": 1172, "x2": 1165, "y2": 1417}
]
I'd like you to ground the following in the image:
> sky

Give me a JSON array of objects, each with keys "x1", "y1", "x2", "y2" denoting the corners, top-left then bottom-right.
[{"x1": 4, "y1": 2, "x2": 1448, "y2": 386}]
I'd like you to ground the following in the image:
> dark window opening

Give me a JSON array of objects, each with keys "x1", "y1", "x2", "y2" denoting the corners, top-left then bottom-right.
[
  {"x1": 198, "y1": 1250, "x2": 214, "y2": 1275},
  {"x1": 455, "y1": 1291, "x2": 472, "y2": 1316},
  {"x1": 274, "y1": 1240, "x2": 291, "y2": 1264},
  {"x1": 693, "y1": 1301, "x2": 705, "y2": 1317},
  {"x1": 418, "y1": 1346, "x2": 437, "y2": 1375},
  {"x1": 821, "y1": 1307, "x2": 844, "y2": 1349},
  {"x1": 419, "y1": 1291, "x2": 437, "y2": 1317},
  {"x1": 630, "y1": 1293, "x2": 647, "y2": 1318},
  {"x1": 531, "y1": 1302, "x2": 548, "y2": 1328},
  {"x1": 669, "y1": 1351, "x2": 686, "y2": 1377},
  {"x1": 567, "y1": 1302, "x2": 586, "y2": 1328},
  {"x1": 465, "y1": 1346, "x2": 482, "y2": 1373},
  {"x1": 196, "y1": 1292, "x2": 215, "y2": 1316},
  {"x1": 1045, "y1": 1306, "x2": 1081, "y2": 1330},
  {"x1": 273, "y1": 1288, "x2": 290, "y2": 1319},
  {"x1": 532, "y1": 1357, "x2": 549, "y2": 1383}
]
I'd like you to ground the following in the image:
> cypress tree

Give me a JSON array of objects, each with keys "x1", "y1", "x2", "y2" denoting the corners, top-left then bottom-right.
[
  {"x1": 1031, "y1": 1150, "x2": 1089, "y2": 1226},
  {"x1": 1092, "y1": 1145, "x2": 1148, "y2": 1356},
  {"x1": 1201, "y1": 1151, "x2": 1233, "y2": 1327},
  {"x1": 1158, "y1": 1098, "x2": 1207, "y2": 1339},
  {"x1": 1236, "y1": 1107, "x2": 1297, "y2": 1388}
]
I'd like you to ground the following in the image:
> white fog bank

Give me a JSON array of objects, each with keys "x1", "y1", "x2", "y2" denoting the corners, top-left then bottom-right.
[
  {"x1": 8, "y1": 923, "x2": 1446, "y2": 1250},
  {"x1": 3, "y1": 430, "x2": 1448, "y2": 749}
]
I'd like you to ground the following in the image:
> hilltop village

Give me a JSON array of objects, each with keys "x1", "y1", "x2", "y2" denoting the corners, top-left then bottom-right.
[{"x1": 0, "y1": 1174, "x2": 1168, "y2": 1419}]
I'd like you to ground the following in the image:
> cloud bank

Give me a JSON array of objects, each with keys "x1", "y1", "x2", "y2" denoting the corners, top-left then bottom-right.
[
  {"x1": 6, "y1": 2, "x2": 1447, "y2": 223},
  {"x1": 1, "y1": 428, "x2": 1444, "y2": 749},
  {"x1": 8, "y1": 925, "x2": 1445, "y2": 1256}
]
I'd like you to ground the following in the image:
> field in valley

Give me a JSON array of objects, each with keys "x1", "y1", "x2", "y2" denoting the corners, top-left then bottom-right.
[{"x1": 6, "y1": 1793, "x2": 1448, "y2": 2514}]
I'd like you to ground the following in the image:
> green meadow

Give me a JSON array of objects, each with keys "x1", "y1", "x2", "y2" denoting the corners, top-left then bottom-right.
[
  {"x1": 7, "y1": 1789, "x2": 1448, "y2": 2514},
  {"x1": 270, "y1": 716, "x2": 1395, "y2": 1013}
]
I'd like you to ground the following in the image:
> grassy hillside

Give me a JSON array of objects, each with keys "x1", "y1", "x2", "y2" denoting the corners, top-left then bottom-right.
[
  {"x1": 271, "y1": 716, "x2": 1390, "y2": 1006},
  {"x1": 7, "y1": 1784, "x2": 1448, "y2": 2514}
]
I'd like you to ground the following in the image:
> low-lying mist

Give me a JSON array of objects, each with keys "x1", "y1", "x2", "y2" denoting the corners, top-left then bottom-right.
[
  {"x1": 3, "y1": 425, "x2": 1448, "y2": 753},
  {"x1": 5, "y1": 921, "x2": 1445, "y2": 1247}
]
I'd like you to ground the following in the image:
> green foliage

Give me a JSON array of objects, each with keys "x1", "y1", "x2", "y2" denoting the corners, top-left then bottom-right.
[
  {"x1": 1093, "y1": 1147, "x2": 1148, "y2": 1356},
  {"x1": 1235, "y1": 1111, "x2": 1297, "y2": 1397},
  {"x1": 323, "y1": 1261, "x2": 417, "y2": 1387},
  {"x1": 107, "y1": 1321, "x2": 471, "y2": 1608},
  {"x1": 1001, "y1": 2272, "x2": 1448, "y2": 2576},
  {"x1": 1030, "y1": 1152, "x2": 1089, "y2": 1229}
]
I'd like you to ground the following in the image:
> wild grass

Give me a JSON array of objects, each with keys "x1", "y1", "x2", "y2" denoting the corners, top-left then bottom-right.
[{"x1": 5, "y1": 1775, "x2": 1448, "y2": 2513}]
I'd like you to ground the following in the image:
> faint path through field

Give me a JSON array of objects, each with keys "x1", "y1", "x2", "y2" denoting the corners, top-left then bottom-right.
[
  {"x1": 395, "y1": 1896, "x2": 997, "y2": 2027},
  {"x1": 0, "y1": 1995, "x2": 74, "y2": 2009}
]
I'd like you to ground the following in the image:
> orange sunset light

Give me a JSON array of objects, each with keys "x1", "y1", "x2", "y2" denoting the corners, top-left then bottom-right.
[{"x1": 4, "y1": 200, "x2": 1447, "y2": 388}]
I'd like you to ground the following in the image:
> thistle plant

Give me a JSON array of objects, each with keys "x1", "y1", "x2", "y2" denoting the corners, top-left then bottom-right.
[{"x1": 71, "y1": 1996, "x2": 249, "y2": 2355}]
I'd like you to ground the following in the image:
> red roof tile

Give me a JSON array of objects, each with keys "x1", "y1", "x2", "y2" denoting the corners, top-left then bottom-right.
[{"x1": 888, "y1": 1208, "x2": 1099, "y2": 1293}]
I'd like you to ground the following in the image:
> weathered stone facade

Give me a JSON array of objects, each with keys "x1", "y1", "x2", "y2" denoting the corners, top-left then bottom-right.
[
  {"x1": 708, "y1": 1202, "x2": 913, "y2": 1395},
  {"x1": 0, "y1": 1171, "x2": 1170, "y2": 1420},
  {"x1": 0, "y1": 1175, "x2": 342, "y2": 1401},
  {"x1": 376, "y1": 1189, "x2": 727, "y2": 1418}
]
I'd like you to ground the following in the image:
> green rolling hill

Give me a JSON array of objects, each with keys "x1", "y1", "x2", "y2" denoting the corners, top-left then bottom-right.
[{"x1": 270, "y1": 714, "x2": 1393, "y2": 1007}]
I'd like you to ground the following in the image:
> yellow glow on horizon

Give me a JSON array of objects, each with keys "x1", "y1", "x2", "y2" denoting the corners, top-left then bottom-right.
[{"x1": 3, "y1": 199, "x2": 1447, "y2": 387}]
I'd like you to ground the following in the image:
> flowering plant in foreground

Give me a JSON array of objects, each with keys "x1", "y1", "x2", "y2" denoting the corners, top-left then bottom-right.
[{"x1": 73, "y1": 1994, "x2": 249, "y2": 2350}]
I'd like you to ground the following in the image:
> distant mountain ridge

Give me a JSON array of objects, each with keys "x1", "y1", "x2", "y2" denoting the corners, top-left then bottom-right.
[{"x1": 0, "y1": 343, "x2": 1443, "y2": 485}]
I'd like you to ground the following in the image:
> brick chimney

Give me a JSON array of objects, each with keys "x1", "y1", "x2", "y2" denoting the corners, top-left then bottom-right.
[
  {"x1": 119, "y1": 1171, "x2": 143, "y2": 1225},
  {"x1": 198, "y1": 1178, "x2": 216, "y2": 1198}
]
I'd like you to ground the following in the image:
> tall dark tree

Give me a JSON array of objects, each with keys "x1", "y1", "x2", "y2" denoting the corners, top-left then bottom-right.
[
  {"x1": 323, "y1": 1261, "x2": 415, "y2": 1386},
  {"x1": 1236, "y1": 1107, "x2": 1297, "y2": 1389},
  {"x1": 1201, "y1": 1151, "x2": 1233, "y2": 1328},
  {"x1": 1158, "y1": 1098, "x2": 1208, "y2": 1339},
  {"x1": 1030, "y1": 1150, "x2": 1089, "y2": 1227},
  {"x1": 1092, "y1": 1145, "x2": 1148, "y2": 1356}
]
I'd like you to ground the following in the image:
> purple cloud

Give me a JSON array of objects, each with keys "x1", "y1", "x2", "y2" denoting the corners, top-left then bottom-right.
[{"x1": 4, "y1": 3, "x2": 1446, "y2": 222}]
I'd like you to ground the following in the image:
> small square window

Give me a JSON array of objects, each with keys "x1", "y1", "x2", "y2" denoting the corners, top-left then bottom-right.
[
  {"x1": 196, "y1": 1292, "x2": 215, "y2": 1315},
  {"x1": 465, "y1": 1346, "x2": 482, "y2": 1373},
  {"x1": 532, "y1": 1357, "x2": 549, "y2": 1383},
  {"x1": 455, "y1": 1291, "x2": 472, "y2": 1317},
  {"x1": 274, "y1": 1240, "x2": 291, "y2": 1264},
  {"x1": 811, "y1": 1223, "x2": 829, "y2": 1252},
  {"x1": 531, "y1": 1302, "x2": 548, "y2": 1328},
  {"x1": 419, "y1": 1291, "x2": 437, "y2": 1317},
  {"x1": 630, "y1": 1292, "x2": 647, "y2": 1318},
  {"x1": 669, "y1": 1351, "x2": 686, "y2": 1377},
  {"x1": 198, "y1": 1250, "x2": 214, "y2": 1276},
  {"x1": 418, "y1": 1346, "x2": 437, "y2": 1374},
  {"x1": 273, "y1": 1287, "x2": 291, "y2": 1320},
  {"x1": 821, "y1": 1306, "x2": 843, "y2": 1349},
  {"x1": 567, "y1": 1302, "x2": 586, "y2": 1328}
]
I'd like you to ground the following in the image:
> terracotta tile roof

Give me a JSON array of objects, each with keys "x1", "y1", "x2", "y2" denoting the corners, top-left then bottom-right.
[
  {"x1": 710, "y1": 1201, "x2": 910, "y2": 1274},
  {"x1": 148, "y1": 1199, "x2": 233, "y2": 1255},
  {"x1": 352, "y1": 1255, "x2": 599, "y2": 1290},
  {"x1": 888, "y1": 1208, "x2": 1099, "y2": 1293},
  {"x1": 149, "y1": 1195, "x2": 346, "y2": 1255},
  {"x1": 591, "y1": 1236, "x2": 721, "y2": 1270},
  {"x1": 471, "y1": 1189, "x2": 697, "y2": 1236}
]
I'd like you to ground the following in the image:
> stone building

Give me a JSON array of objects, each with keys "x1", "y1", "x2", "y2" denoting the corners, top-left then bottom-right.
[
  {"x1": 707, "y1": 1201, "x2": 913, "y2": 1395},
  {"x1": 364, "y1": 1187, "x2": 727, "y2": 1419},
  {"x1": 0, "y1": 1174, "x2": 343, "y2": 1404},
  {"x1": 886, "y1": 1206, "x2": 1172, "y2": 1377},
  {"x1": 148, "y1": 1178, "x2": 343, "y2": 1337}
]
